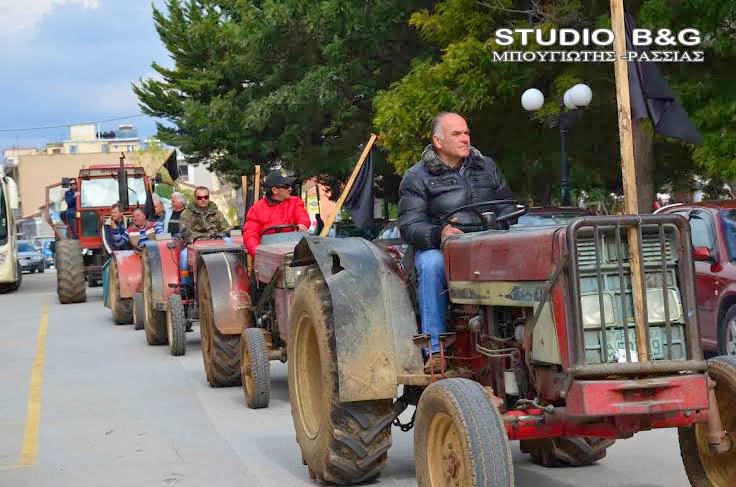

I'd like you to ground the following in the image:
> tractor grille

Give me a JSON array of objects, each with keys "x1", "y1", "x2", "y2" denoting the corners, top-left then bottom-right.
[{"x1": 566, "y1": 215, "x2": 705, "y2": 378}]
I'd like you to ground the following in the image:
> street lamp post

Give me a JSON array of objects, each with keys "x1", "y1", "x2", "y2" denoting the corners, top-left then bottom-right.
[{"x1": 521, "y1": 84, "x2": 593, "y2": 206}]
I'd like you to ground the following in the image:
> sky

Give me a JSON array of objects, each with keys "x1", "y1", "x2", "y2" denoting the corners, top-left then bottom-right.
[{"x1": 0, "y1": 0, "x2": 171, "y2": 155}]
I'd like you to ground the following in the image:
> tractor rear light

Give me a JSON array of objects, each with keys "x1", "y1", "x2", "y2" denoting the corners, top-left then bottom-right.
[{"x1": 181, "y1": 270, "x2": 190, "y2": 278}]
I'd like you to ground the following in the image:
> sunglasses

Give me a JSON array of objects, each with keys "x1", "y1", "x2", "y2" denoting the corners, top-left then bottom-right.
[
  {"x1": 275, "y1": 185, "x2": 291, "y2": 189},
  {"x1": 196, "y1": 195, "x2": 210, "y2": 201}
]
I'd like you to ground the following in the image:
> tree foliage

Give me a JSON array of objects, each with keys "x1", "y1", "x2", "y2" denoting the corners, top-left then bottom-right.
[
  {"x1": 134, "y1": 0, "x2": 432, "y2": 185},
  {"x1": 373, "y1": 0, "x2": 736, "y2": 203}
]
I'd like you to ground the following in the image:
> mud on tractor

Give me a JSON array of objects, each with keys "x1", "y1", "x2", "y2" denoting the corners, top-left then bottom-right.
[
  {"x1": 45, "y1": 163, "x2": 152, "y2": 304},
  {"x1": 285, "y1": 203, "x2": 736, "y2": 486}
]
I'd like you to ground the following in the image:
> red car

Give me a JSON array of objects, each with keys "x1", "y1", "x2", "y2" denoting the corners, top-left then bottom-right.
[{"x1": 658, "y1": 201, "x2": 736, "y2": 355}]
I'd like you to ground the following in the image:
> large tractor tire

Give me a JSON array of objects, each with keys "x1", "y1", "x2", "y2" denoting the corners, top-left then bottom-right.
[
  {"x1": 198, "y1": 263, "x2": 241, "y2": 387},
  {"x1": 241, "y1": 328, "x2": 270, "y2": 409},
  {"x1": 519, "y1": 437, "x2": 615, "y2": 467},
  {"x1": 142, "y1": 249, "x2": 167, "y2": 345},
  {"x1": 166, "y1": 294, "x2": 187, "y2": 356},
  {"x1": 109, "y1": 258, "x2": 133, "y2": 325},
  {"x1": 288, "y1": 268, "x2": 394, "y2": 484},
  {"x1": 133, "y1": 293, "x2": 145, "y2": 330},
  {"x1": 55, "y1": 239, "x2": 86, "y2": 304},
  {"x1": 415, "y1": 378, "x2": 514, "y2": 487},
  {"x1": 679, "y1": 355, "x2": 736, "y2": 486}
]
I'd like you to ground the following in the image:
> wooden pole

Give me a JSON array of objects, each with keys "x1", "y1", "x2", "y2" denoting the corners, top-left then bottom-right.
[
  {"x1": 254, "y1": 165, "x2": 262, "y2": 202},
  {"x1": 320, "y1": 133, "x2": 377, "y2": 237},
  {"x1": 241, "y1": 175, "x2": 248, "y2": 223},
  {"x1": 610, "y1": 0, "x2": 649, "y2": 362}
]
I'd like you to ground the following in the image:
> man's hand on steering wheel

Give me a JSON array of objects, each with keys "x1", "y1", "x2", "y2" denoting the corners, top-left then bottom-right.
[{"x1": 441, "y1": 218, "x2": 464, "y2": 243}]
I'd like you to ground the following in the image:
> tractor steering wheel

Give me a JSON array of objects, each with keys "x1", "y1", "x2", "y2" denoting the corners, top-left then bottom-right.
[
  {"x1": 439, "y1": 200, "x2": 528, "y2": 233},
  {"x1": 260, "y1": 224, "x2": 301, "y2": 236},
  {"x1": 193, "y1": 234, "x2": 224, "y2": 242}
]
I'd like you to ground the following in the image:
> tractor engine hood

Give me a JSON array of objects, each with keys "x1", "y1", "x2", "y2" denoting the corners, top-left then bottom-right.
[{"x1": 443, "y1": 227, "x2": 562, "y2": 283}]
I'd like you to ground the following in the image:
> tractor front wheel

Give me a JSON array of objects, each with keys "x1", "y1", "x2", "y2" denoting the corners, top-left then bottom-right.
[
  {"x1": 166, "y1": 294, "x2": 187, "y2": 356},
  {"x1": 241, "y1": 328, "x2": 270, "y2": 409},
  {"x1": 415, "y1": 378, "x2": 514, "y2": 487},
  {"x1": 519, "y1": 437, "x2": 614, "y2": 467},
  {"x1": 679, "y1": 355, "x2": 736, "y2": 486},
  {"x1": 198, "y1": 263, "x2": 241, "y2": 387},
  {"x1": 55, "y1": 239, "x2": 86, "y2": 304},
  {"x1": 109, "y1": 259, "x2": 133, "y2": 325},
  {"x1": 288, "y1": 268, "x2": 393, "y2": 484}
]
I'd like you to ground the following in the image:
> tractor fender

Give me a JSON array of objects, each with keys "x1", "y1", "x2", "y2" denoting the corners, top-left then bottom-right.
[
  {"x1": 143, "y1": 240, "x2": 181, "y2": 310},
  {"x1": 112, "y1": 251, "x2": 143, "y2": 299},
  {"x1": 293, "y1": 236, "x2": 424, "y2": 403},
  {"x1": 198, "y1": 251, "x2": 252, "y2": 336}
]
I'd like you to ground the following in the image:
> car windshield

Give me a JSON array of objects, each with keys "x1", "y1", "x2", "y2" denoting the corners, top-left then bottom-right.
[
  {"x1": 80, "y1": 177, "x2": 147, "y2": 208},
  {"x1": 720, "y1": 210, "x2": 736, "y2": 260},
  {"x1": 18, "y1": 242, "x2": 35, "y2": 252},
  {"x1": 513, "y1": 213, "x2": 583, "y2": 228}
]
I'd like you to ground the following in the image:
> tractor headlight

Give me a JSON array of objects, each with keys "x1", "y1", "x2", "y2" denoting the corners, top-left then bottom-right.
[
  {"x1": 646, "y1": 288, "x2": 682, "y2": 323},
  {"x1": 282, "y1": 253, "x2": 305, "y2": 288},
  {"x1": 581, "y1": 293, "x2": 615, "y2": 329}
]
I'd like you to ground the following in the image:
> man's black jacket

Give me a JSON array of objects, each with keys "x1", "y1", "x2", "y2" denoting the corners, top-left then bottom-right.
[{"x1": 398, "y1": 145, "x2": 516, "y2": 250}]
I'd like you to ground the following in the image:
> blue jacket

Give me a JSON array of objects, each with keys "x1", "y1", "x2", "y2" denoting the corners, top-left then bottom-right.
[
  {"x1": 64, "y1": 189, "x2": 76, "y2": 216},
  {"x1": 104, "y1": 217, "x2": 130, "y2": 251}
]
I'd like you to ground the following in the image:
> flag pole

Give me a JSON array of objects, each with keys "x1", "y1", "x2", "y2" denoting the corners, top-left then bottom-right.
[
  {"x1": 320, "y1": 133, "x2": 377, "y2": 237},
  {"x1": 611, "y1": 0, "x2": 649, "y2": 362}
]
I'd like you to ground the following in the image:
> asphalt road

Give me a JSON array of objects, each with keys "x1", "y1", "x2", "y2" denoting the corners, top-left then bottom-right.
[{"x1": 0, "y1": 270, "x2": 691, "y2": 487}]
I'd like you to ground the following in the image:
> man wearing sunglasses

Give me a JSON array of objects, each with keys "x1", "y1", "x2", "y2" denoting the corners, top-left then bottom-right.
[
  {"x1": 180, "y1": 186, "x2": 230, "y2": 244},
  {"x1": 243, "y1": 169, "x2": 311, "y2": 258}
]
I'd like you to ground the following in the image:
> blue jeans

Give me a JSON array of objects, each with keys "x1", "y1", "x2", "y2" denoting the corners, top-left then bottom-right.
[{"x1": 415, "y1": 249, "x2": 448, "y2": 354}]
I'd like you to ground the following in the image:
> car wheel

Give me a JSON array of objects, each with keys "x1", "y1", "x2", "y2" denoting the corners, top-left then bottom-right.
[{"x1": 718, "y1": 306, "x2": 736, "y2": 356}]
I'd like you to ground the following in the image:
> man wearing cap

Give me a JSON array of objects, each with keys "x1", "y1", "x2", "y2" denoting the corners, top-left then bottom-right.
[
  {"x1": 243, "y1": 169, "x2": 311, "y2": 258},
  {"x1": 180, "y1": 186, "x2": 231, "y2": 244}
]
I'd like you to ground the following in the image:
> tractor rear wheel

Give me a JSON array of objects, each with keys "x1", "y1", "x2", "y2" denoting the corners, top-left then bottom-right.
[
  {"x1": 166, "y1": 294, "x2": 187, "y2": 356},
  {"x1": 288, "y1": 268, "x2": 394, "y2": 484},
  {"x1": 241, "y1": 328, "x2": 270, "y2": 409},
  {"x1": 133, "y1": 293, "x2": 144, "y2": 330},
  {"x1": 415, "y1": 378, "x2": 514, "y2": 487},
  {"x1": 198, "y1": 263, "x2": 241, "y2": 387},
  {"x1": 55, "y1": 239, "x2": 86, "y2": 304},
  {"x1": 142, "y1": 249, "x2": 167, "y2": 345},
  {"x1": 520, "y1": 437, "x2": 615, "y2": 467},
  {"x1": 109, "y1": 259, "x2": 133, "y2": 325},
  {"x1": 679, "y1": 355, "x2": 736, "y2": 486}
]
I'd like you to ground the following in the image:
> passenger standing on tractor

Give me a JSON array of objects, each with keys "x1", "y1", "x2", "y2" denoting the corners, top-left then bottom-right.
[
  {"x1": 398, "y1": 112, "x2": 516, "y2": 370},
  {"x1": 243, "y1": 169, "x2": 310, "y2": 258},
  {"x1": 126, "y1": 208, "x2": 164, "y2": 250},
  {"x1": 104, "y1": 203, "x2": 130, "y2": 251},
  {"x1": 64, "y1": 178, "x2": 79, "y2": 239}
]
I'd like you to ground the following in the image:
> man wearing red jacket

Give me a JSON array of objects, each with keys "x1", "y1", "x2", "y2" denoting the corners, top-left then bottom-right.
[{"x1": 243, "y1": 169, "x2": 311, "y2": 258}]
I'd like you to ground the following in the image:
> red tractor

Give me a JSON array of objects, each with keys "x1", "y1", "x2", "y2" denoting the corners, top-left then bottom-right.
[
  {"x1": 139, "y1": 232, "x2": 248, "y2": 364},
  {"x1": 284, "y1": 203, "x2": 736, "y2": 486},
  {"x1": 44, "y1": 163, "x2": 152, "y2": 305}
]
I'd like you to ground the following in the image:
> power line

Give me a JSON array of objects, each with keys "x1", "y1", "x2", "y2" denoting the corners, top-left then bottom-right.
[{"x1": 0, "y1": 114, "x2": 148, "y2": 133}]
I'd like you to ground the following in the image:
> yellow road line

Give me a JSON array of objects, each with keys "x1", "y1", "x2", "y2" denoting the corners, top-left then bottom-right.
[{"x1": 19, "y1": 304, "x2": 49, "y2": 466}]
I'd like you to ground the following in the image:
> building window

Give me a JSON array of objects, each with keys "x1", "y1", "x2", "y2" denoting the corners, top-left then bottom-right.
[
  {"x1": 69, "y1": 145, "x2": 78, "y2": 154},
  {"x1": 52, "y1": 148, "x2": 61, "y2": 155},
  {"x1": 100, "y1": 144, "x2": 109, "y2": 153},
  {"x1": 177, "y1": 165, "x2": 189, "y2": 181},
  {"x1": 126, "y1": 145, "x2": 134, "y2": 152}
]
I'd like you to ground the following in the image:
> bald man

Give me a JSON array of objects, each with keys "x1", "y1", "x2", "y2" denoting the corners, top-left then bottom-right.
[{"x1": 398, "y1": 112, "x2": 516, "y2": 370}]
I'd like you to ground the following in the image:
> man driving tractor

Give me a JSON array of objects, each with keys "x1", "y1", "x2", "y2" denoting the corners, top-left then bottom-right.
[
  {"x1": 243, "y1": 169, "x2": 310, "y2": 258},
  {"x1": 398, "y1": 112, "x2": 517, "y2": 370}
]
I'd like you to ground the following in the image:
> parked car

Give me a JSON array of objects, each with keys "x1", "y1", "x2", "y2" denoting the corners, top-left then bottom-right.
[
  {"x1": 657, "y1": 201, "x2": 736, "y2": 355},
  {"x1": 17, "y1": 240, "x2": 45, "y2": 274},
  {"x1": 42, "y1": 240, "x2": 55, "y2": 268}
]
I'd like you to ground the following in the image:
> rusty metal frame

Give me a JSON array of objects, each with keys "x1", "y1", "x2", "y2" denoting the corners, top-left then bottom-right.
[{"x1": 565, "y1": 215, "x2": 706, "y2": 378}]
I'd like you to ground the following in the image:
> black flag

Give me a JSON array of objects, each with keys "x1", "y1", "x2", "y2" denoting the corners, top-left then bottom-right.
[
  {"x1": 625, "y1": 12, "x2": 702, "y2": 145},
  {"x1": 163, "y1": 149, "x2": 179, "y2": 180},
  {"x1": 344, "y1": 147, "x2": 374, "y2": 229}
]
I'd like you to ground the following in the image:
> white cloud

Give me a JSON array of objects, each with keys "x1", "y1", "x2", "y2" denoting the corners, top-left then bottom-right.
[{"x1": 0, "y1": 0, "x2": 100, "y2": 40}]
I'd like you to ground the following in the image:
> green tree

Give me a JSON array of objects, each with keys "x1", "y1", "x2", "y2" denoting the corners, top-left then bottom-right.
[
  {"x1": 135, "y1": 0, "x2": 432, "y2": 187},
  {"x1": 373, "y1": 0, "x2": 736, "y2": 207}
]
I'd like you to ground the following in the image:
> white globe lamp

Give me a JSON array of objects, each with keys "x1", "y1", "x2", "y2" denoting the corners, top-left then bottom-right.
[
  {"x1": 569, "y1": 83, "x2": 593, "y2": 108},
  {"x1": 521, "y1": 88, "x2": 545, "y2": 112},
  {"x1": 563, "y1": 90, "x2": 577, "y2": 109}
]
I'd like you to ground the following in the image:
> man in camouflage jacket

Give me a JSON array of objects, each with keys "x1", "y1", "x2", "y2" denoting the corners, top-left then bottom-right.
[{"x1": 180, "y1": 186, "x2": 230, "y2": 243}]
